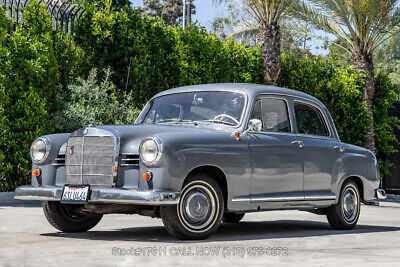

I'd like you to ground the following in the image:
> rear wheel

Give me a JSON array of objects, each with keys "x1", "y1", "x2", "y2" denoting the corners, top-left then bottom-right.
[
  {"x1": 222, "y1": 213, "x2": 245, "y2": 223},
  {"x1": 326, "y1": 180, "x2": 361, "y2": 230},
  {"x1": 160, "y1": 174, "x2": 224, "y2": 240},
  {"x1": 43, "y1": 201, "x2": 102, "y2": 232}
]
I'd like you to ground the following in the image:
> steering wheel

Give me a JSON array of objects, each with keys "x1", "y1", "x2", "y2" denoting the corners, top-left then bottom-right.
[{"x1": 212, "y1": 114, "x2": 240, "y2": 125}]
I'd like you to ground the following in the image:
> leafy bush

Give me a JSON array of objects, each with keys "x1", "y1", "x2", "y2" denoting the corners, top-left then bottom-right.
[
  {"x1": 373, "y1": 73, "x2": 400, "y2": 177},
  {"x1": 278, "y1": 55, "x2": 369, "y2": 146},
  {"x1": 0, "y1": 8, "x2": 11, "y2": 185},
  {"x1": 75, "y1": 1, "x2": 262, "y2": 105},
  {"x1": 0, "y1": 1, "x2": 58, "y2": 191},
  {"x1": 53, "y1": 68, "x2": 141, "y2": 132},
  {"x1": 278, "y1": 54, "x2": 400, "y2": 176}
]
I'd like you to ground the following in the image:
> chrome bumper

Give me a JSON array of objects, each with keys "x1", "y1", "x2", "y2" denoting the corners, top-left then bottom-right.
[
  {"x1": 14, "y1": 186, "x2": 180, "y2": 205},
  {"x1": 376, "y1": 188, "x2": 386, "y2": 200}
]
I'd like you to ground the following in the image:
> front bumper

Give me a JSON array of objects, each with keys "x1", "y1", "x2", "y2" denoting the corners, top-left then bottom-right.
[
  {"x1": 14, "y1": 186, "x2": 180, "y2": 205},
  {"x1": 376, "y1": 188, "x2": 386, "y2": 200}
]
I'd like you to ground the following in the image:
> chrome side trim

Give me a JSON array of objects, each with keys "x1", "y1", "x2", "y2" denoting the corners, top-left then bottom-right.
[
  {"x1": 232, "y1": 196, "x2": 251, "y2": 202},
  {"x1": 14, "y1": 186, "x2": 180, "y2": 205},
  {"x1": 252, "y1": 196, "x2": 305, "y2": 202},
  {"x1": 304, "y1": 195, "x2": 336, "y2": 200},
  {"x1": 250, "y1": 194, "x2": 336, "y2": 202}
]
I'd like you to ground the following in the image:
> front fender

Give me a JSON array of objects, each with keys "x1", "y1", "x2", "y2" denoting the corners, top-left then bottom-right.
[
  {"x1": 146, "y1": 132, "x2": 252, "y2": 211},
  {"x1": 31, "y1": 133, "x2": 70, "y2": 187}
]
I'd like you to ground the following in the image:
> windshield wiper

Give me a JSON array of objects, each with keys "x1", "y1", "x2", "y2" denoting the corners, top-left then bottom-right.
[
  {"x1": 157, "y1": 119, "x2": 197, "y2": 125},
  {"x1": 201, "y1": 120, "x2": 236, "y2": 126}
]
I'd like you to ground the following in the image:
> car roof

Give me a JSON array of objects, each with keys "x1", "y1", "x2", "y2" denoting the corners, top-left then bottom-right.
[{"x1": 153, "y1": 83, "x2": 326, "y2": 108}]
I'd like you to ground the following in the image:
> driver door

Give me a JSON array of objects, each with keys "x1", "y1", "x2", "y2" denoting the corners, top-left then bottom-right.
[{"x1": 248, "y1": 96, "x2": 304, "y2": 202}]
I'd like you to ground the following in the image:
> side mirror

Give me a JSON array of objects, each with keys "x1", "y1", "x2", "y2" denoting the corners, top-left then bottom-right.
[{"x1": 246, "y1": 119, "x2": 262, "y2": 133}]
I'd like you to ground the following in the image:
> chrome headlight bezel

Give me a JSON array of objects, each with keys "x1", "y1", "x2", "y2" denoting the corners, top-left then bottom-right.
[
  {"x1": 139, "y1": 137, "x2": 163, "y2": 166},
  {"x1": 30, "y1": 137, "x2": 51, "y2": 164}
]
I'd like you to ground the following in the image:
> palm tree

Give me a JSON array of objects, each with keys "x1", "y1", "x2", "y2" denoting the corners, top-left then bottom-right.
[
  {"x1": 295, "y1": 0, "x2": 400, "y2": 153},
  {"x1": 213, "y1": 0, "x2": 299, "y2": 85}
]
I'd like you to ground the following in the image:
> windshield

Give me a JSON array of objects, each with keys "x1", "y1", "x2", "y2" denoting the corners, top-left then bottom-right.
[{"x1": 137, "y1": 91, "x2": 246, "y2": 127}]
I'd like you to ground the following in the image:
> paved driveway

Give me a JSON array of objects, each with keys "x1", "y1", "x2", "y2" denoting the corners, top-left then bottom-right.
[{"x1": 1, "y1": 201, "x2": 400, "y2": 266}]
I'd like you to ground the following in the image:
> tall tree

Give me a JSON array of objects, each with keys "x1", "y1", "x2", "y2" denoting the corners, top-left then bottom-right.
[
  {"x1": 295, "y1": 0, "x2": 400, "y2": 153},
  {"x1": 142, "y1": 0, "x2": 196, "y2": 26},
  {"x1": 213, "y1": 0, "x2": 299, "y2": 85}
]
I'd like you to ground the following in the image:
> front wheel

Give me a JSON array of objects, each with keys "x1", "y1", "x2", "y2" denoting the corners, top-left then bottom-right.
[
  {"x1": 43, "y1": 201, "x2": 103, "y2": 232},
  {"x1": 326, "y1": 180, "x2": 361, "y2": 230},
  {"x1": 160, "y1": 174, "x2": 224, "y2": 240}
]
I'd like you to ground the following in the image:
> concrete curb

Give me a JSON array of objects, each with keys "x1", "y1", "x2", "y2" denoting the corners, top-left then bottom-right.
[
  {"x1": 386, "y1": 194, "x2": 400, "y2": 202},
  {"x1": 0, "y1": 192, "x2": 40, "y2": 207},
  {"x1": 0, "y1": 192, "x2": 14, "y2": 202}
]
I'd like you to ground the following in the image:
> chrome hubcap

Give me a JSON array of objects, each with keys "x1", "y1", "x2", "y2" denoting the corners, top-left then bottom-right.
[
  {"x1": 178, "y1": 183, "x2": 217, "y2": 231},
  {"x1": 342, "y1": 187, "x2": 358, "y2": 222},
  {"x1": 185, "y1": 192, "x2": 210, "y2": 223}
]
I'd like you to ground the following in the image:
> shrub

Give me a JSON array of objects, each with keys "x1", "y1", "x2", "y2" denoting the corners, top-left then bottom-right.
[
  {"x1": 278, "y1": 55, "x2": 370, "y2": 146},
  {"x1": 75, "y1": 1, "x2": 262, "y2": 105},
  {"x1": 0, "y1": 1, "x2": 58, "y2": 191},
  {"x1": 278, "y1": 55, "x2": 400, "y2": 177},
  {"x1": 53, "y1": 68, "x2": 141, "y2": 132},
  {"x1": 373, "y1": 73, "x2": 400, "y2": 177}
]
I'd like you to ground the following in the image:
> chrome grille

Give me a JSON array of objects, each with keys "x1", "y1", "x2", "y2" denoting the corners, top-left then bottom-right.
[
  {"x1": 52, "y1": 154, "x2": 65, "y2": 166},
  {"x1": 120, "y1": 154, "x2": 139, "y2": 167},
  {"x1": 65, "y1": 136, "x2": 115, "y2": 186}
]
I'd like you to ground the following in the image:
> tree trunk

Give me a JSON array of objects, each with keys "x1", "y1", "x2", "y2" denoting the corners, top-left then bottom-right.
[
  {"x1": 257, "y1": 21, "x2": 281, "y2": 86},
  {"x1": 351, "y1": 50, "x2": 376, "y2": 153}
]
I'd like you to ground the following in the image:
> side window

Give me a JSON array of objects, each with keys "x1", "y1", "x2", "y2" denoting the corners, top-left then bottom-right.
[
  {"x1": 250, "y1": 98, "x2": 290, "y2": 132},
  {"x1": 250, "y1": 100, "x2": 262, "y2": 122},
  {"x1": 294, "y1": 102, "x2": 329, "y2": 136}
]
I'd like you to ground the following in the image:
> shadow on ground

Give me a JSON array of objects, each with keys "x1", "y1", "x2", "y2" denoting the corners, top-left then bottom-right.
[{"x1": 41, "y1": 219, "x2": 400, "y2": 243}]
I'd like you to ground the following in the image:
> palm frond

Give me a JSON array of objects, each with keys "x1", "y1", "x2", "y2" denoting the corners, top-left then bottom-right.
[
  {"x1": 294, "y1": 0, "x2": 400, "y2": 54},
  {"x1": 231, "y1": 21, "x2": 260, "y2": 40}
]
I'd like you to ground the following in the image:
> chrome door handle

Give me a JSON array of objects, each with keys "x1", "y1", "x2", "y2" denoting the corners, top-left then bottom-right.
[
  {"x1": 291, "y1": 141, "x2": 304, "y2": 148},
  {"x1": 334, "y1": 145, "x2": 344, "y2": 152}
]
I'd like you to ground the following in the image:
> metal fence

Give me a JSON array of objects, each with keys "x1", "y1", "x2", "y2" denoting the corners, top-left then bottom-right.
[{"x1": 0, "y1": 0, "x2": 84, "y2": 35}]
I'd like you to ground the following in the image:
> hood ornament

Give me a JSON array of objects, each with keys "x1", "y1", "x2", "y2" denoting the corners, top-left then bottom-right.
[{"x1": 88, "y1": 113, "x2": 95, "y2": 127}]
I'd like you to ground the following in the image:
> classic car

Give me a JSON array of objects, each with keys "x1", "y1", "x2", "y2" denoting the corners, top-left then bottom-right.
[{"x1": 14, "y1": 83, "x2": 386, "y2": 240}]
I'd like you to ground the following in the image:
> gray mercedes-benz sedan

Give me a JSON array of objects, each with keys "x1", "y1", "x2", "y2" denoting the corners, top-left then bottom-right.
[{"x1": 14, "y1": 83, "x2": 386, "y2": 239}]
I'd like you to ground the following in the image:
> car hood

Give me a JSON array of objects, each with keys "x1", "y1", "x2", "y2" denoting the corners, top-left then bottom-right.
[{"x1": 95, "y1": 124, "x2": 230, "y2": 154}]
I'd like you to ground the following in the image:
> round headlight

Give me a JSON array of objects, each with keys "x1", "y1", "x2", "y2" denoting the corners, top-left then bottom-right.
[
  {"x1": 31, "y1": 138, "x2": 50, "y2": 164},
  {"x1": 140, "y1": 137, "x2": 162, "y2": 166}
]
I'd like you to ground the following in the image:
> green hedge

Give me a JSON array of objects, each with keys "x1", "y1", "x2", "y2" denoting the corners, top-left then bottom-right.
[
  {"x1": 75, "y1": 1, "x2": 263, "y2": 105},
  {"x1": 0, "y1": 2, "x2": 58, "y2": 191},
  {"x1": 278, "y1": 55, "x2": 400, "y2": 176}
]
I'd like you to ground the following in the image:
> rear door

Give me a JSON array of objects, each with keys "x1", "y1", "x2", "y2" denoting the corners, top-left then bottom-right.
[{"x1": 292, "y1": 99, "x2": 341, "y2": 200}]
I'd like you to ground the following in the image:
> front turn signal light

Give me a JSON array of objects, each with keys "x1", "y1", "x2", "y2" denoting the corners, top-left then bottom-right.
[
  {"x1": 32, "y1": 169, "x2": 41, "y2": 177},
  {"x1": 142, "y1": 171, "x2": 152, "y2": 181}
]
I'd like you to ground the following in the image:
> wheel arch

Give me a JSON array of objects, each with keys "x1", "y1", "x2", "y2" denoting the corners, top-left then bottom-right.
[
  {"x1": 185, "y1": 165, "x2": 228, "y2": 210},
  {"x1": 337, "y1": 175, "x2": 364, "y2": 202}
]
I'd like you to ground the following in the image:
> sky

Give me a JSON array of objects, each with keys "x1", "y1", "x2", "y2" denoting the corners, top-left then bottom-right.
[
  {"x1": 131, "y1": 0, "x2": 230, "y2": 29},
  {"x1": 131, "y1": 0, "x2": 328, "y2": 55}
]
